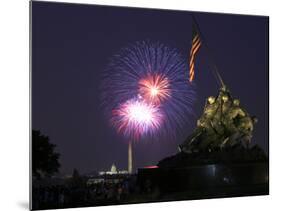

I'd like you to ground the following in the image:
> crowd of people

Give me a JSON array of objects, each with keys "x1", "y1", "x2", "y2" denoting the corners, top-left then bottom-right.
[{"x1": 32, "y1": 176, "x2": 144, "y2": 210}]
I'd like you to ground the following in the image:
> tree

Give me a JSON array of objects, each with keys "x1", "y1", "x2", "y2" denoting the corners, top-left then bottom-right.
[{"x1": 32, "y1": 130, "x2": 60, "y2": 179}]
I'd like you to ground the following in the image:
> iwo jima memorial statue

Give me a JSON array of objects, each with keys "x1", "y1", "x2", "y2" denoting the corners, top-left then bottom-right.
[{"x1": 137, "y1": 17, "x2": 268, "y2": 199}]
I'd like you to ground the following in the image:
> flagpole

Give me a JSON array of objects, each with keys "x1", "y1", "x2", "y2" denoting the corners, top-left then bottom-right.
[{"x1": 191, "y1": 14, "x2": 226, "y2": 88}]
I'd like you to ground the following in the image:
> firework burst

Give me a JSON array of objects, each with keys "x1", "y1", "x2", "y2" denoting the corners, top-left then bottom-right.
[
  {"x1": 138, "y1": 73, "x2": 171, "y2": 104},
  {"x1": 101, "y1": 41, "x2": 196, "y2": 141},
  {"x1": 112, "y1": 98, "x2": 163, "y2": 140}
]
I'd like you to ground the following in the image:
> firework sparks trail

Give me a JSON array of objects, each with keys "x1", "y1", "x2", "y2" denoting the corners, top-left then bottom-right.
[{"x1": 101, "y1": 41, "x2": 196, "y2": 141}]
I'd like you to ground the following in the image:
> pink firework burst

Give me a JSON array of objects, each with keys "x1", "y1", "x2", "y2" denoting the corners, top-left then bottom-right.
[
  {"x1": 112, "y1": 98, "x2": 163, "y2": 140},
  {"x1": 138, "y1": 73, "x2": 171, "y2": 104}
]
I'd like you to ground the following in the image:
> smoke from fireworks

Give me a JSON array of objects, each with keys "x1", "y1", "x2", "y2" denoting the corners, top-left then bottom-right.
[{"x1": 101, "y1": 41, "x2": 196, "y2": 141}]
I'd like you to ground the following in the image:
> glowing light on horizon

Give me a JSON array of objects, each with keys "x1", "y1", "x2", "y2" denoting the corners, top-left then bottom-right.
[{"x1": 144, "y1": 165, "x2": 159, "y2": 169}]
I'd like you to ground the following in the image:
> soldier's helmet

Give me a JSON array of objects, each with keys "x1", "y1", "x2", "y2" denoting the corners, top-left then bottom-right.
[
  {"x1": 222, "y1": 95, "x2": 229, "y2": 102},
  {"x1": 233, "y1": 99, "x2": 240, "y2": 106},
  {"x1": 208, "y1": 96, "x2": 215, "y2": 104},
  {"x1": 252, "y1": 116, "x2": 258, "y2": 124}
]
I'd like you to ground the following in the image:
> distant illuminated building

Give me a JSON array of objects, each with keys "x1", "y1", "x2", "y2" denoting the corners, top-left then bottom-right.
[
  {"x1": 111, "y1": 164, "x2": 117, "y2": 173},
  {"x1": 98, "y1": 164, "x2": 128, "y2": 176},
  {"x1": 87, "y1": 164, "x2": 129, "y2": 185},
  {"x1": 128, "y1": 142, "x2": 132, "y2": 174}
]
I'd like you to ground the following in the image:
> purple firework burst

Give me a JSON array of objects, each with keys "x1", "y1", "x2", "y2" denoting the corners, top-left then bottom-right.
[{"x1": 101, "y1": 41, "x2": 196, "y2": 141}]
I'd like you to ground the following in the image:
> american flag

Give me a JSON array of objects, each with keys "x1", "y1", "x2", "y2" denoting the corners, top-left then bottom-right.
[{"x1": 189, "y1": 24, "x2": 202, "y2": 82}]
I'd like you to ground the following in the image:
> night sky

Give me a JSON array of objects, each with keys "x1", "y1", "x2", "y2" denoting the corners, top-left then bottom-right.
[{"x1": 32, "y1": 1, "x2": 269, "y2": 175}]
